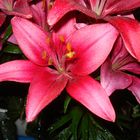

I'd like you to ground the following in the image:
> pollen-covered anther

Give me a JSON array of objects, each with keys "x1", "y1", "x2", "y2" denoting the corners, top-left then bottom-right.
[
  {"x1": 48, "y1": 58, "x2": 53, "y2": 65},
  {"x1": 42, "y1": 50, "x2": 47, "y2": 60},
  {"x1": 65, "y1": 42, "x2": 75, "y2": 59},
  {"x1": 46, "y1": 37, "x2": 51, "y2": 44},
  {"x1": 66, "y1": 42, "x2": 72, "y2": 52},
  {"x1": 59, "y1": 35, "x2": 65, "y2": 42},
  {"x1": 66, "y1": 51, "x2": 75, "y2": 59}
]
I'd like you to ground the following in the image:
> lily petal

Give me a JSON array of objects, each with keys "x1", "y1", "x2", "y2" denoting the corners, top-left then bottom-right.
[
  {"x1": 12, "y1": 0, "x2": 32, "y2": 18},
  {"x1": 101, "y1": 58, "x2": 132, "y2": 96},
  {"x1": 0, "y1": 0, "x2": 13, "y2": 11},
  {"x1": 53, "y1": 17, "x2": 77, "y2": 40},
  {"x1": 26, "y1": 71, "x2": 68, "y2": 122},
  {"x1": 0, "y1": 12, "x2": 6, "y2": 26},
  {"x1": 128, "y1": 76, "x2": 140, "y2": 103},
  {"x1": 104, "y1": 0, "x2": 140, "y2": 16},
  {"x1": 120, "y1": 62, "x2": 140, "y2": 75},
  {"x1": 0, "y1": 60, "x2": 38, "y2": 83},
  {"x1": 0, "y1": 0, "x2": 32, "y2": 18},
  {"x1": 106, "y1": 16, "x2": 140, "y2": 61},
  {"x1": 68, "y1": 23, "x2": 118, "y2": 75},
  {"x1": 47, "y1": 0, "x2": 97, "y2": 26},
  {"x1": 67, "y1": 76, "x2": 116, "y2": 122},
  {"x1": 31, "y1": 1, "x2": 47, "y2": 29},
  {"x1": 11, "y1": 17, "x2": 51, "y2": 66}
]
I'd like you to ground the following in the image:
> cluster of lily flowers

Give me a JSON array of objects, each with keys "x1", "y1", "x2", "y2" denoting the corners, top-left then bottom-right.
[{"x1": 0, "y1": 0, "x2": 140, "y2": 123}]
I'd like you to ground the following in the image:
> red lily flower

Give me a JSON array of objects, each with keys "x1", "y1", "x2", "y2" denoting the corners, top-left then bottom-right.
[
  {"x1": 48, "y1": 0, "x2": 140, "y2": 60},
  {"x1": 0, "y1": 0, "x2": 32, "y2": 18},
  {"x1": 101, "y1": 37, "x2": 140, "y2": 103},
  {"x1": 0, "y1": 16, "x2": 118, "y2": 122}
]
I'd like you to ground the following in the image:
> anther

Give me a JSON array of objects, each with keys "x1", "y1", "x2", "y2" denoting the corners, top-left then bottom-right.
[
  {"x1": 65, "y1": 42, "x2": 75, "y2": 59},
  {"x1": 66, "y1": 51, "x2": 75, "y2": 59},
  {"x1": 66, "y1": 42, "x2": 72, "y2": 52},
  {"x1": 42, "y1": 50, "x2": 47, "y2": 60},
  {"x1": 46, "y1": 37, "x2": 50, "y2": 44},
  {"x1": 59, "y1": 35, "x2": 65, "y2": 42},
  {"x1": 48, "y1": 58, "x2": 53, "y2": 65}
]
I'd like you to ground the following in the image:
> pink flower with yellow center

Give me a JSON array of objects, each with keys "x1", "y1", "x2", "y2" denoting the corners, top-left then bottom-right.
[
  {"x1": 0, "y1": 16, "x2": 118, "y2": 122},
  {"x1": 48, "y1": 0, "x2": 140, "y2": 60}
]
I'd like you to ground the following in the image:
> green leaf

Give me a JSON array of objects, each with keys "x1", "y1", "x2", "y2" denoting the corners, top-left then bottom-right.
[
  {"x1": 89, "y1": 114, "x2": 103, "y2": 130},
  {"x1": 70, "y1": 107, "x2": 83, "y2": 140},
  {"x1": 79, "y1": 113, "x2": 89, "y2": 140},
  {"x1": 54, "y1": 126, "x2": 72, "y2": 140},
  {"x1": 48, "y1": 114, "x2": 71, "y2": 134},
  {"x1": 3, "y1": 43, "x2": 22, "y2": 54},
  {"x1": 3, "y1": 25, "x2": 12, "y2": 41},
  {"x1": 64, "y1": 95, "x2": 71, "y2": 113},
  {"x1": 132, "y1": 105, "x2": 140, "y2": 118},
  {"x1": 96, "y1": 129, "x2": 116, "y2": 140}
]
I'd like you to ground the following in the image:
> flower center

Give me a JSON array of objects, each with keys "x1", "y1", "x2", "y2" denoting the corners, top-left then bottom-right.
[{"x1": 42, "y1": 35, "x2": 75, "y2": 79}]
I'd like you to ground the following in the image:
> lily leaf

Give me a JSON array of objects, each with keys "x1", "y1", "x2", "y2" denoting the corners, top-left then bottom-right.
[
  {"x1": 64, "y1": 95, "x2": 71, "y2": 113},
  {"x1": 70, "y1": 107, "x2": 83, "y2": 140},
  {"x1": 132, "y1": 105, "x2": 140, "y2": 118},
  {"x1": 3, "y1": 25, "x2": 12, "y2": 41},
  {"x1": 48, "y1": 114, "x2": 71, "y2": 134},
  {"x1": 3, "y1": 43, "x2": 22, "y2": 54}
]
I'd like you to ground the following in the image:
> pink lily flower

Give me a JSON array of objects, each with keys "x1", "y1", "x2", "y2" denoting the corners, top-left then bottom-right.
[
  {"x1": 101, "y1": 37, "x2": 140, "y2": 103},
  {"x1": 0, "y1": 0, "x2": 32, "y2": 18},
  {"x1": 48, "y1": 0, "x2": 140, "y2": 60},
  {"x1": 31, "y1": 0, "x2": 49, "y2": 30},
  {"x1": 0, "y1": 16, "x2": 118, "y2": 122}
]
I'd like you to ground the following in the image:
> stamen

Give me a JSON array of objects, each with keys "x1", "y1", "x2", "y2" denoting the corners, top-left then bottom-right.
[
  {"x1": 48, "y1": 58, "x2": 53, "y2": 65},
  {"x1": 66, "y1": 51, "x2": 75, "y2": 59},
  {"x1": 65, "y1": 42, "x2": 75, "y2": 59},
  {"x1": 66, "y1": 42, "x2": 72, "y2": 52},
  {"x1": 59, "y1": 35, "x2": 65, "y2": 42},
  {"x1": 42, "y1": 50, "x2": 47, "y2": 60},
  {"x1": 46, "y1": 37, "x2": 50, "y2": 44}
]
